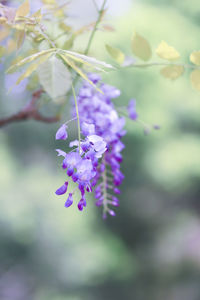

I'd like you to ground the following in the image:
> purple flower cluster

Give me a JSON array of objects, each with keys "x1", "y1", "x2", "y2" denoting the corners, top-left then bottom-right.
[
  {"x1": 55, "y1": 125, "x2": 107, "y2": 211},
  {"x1": 55, "y1": 74, "x2": 138, "y2": 217},
  {"x1": 75, "y1": 74, "x2": 127, "y2": 217}
]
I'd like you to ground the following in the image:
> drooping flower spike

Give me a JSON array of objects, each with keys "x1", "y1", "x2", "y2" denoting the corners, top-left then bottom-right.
[{"x1": 55, "y1": 74, "x2": 141, "y2": 218}]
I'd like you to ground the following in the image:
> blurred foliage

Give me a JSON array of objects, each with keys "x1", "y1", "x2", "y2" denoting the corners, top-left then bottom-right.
[{"x1": 1, "y1": 0, "x2": 200, "y2": 300}]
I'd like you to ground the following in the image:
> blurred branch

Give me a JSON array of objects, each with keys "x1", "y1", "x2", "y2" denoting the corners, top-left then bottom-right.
[{"x1": 0, "y1": 89, "x2": 60, "y2": 128}]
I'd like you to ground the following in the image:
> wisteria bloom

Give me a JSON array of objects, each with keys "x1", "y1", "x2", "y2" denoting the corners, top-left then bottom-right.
[
  {"x1": 55, "y1": 74, "x2": 138, "y2": 218},
  {"x1": 55, "y1": 124, "x2": 68, "y2": 140},
  {"x1": 127, "y1": 99, "x2": 138, "y2": 120}
]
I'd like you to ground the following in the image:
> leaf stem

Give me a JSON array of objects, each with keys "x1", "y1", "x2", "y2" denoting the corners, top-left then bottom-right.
[{"x1": 72, "y1": 84, "x2": 81, "y2": 154}]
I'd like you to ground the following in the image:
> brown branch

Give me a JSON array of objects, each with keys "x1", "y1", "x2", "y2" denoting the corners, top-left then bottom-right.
[{"x1": 0, "y1": 89, "x2": 60, "y2": 128}]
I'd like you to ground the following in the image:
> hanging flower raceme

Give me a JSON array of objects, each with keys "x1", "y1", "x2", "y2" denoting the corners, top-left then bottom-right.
[
  {"x1": 55, "y1": 128, "x2": 107, "y2": 210},
  {"x1": 55, "y1": 73, "x2": 138, "y2": 218}
]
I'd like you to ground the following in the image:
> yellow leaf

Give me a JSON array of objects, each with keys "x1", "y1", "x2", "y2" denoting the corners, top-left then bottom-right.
[
  {"x1": 0, "y1": 17, "x2": 7, "y2": 24},
  {"x1": 160, "y1": 65, "x2": 184, "y2": 80},
  {"x1": 190, "y1": 51, "x2": 200, "y2": 66},
  {"x1": 59, "y1": 22, "x2": 72, "y2": 32},
  {"x1": 190, "y1": 70, "x2": 200, "y2": 91},
  {"x1": 0, "y1": 46, "x2": 5, "y2": 58},
  {"x1": 7, "y1": 48, "x2": 55, "y2": 73},
  {"x1": 10, "y1": 56, "x2": 24, "y2": 65},
  {"x1": 25, "y1": 23, "x2": 36, "y2": 32},
  {"x1": 54, "y1": 9, "x2": 64, "y2": 18},
  {"x1": 15, "y1": 0, "x2": 30, "y2": 18},
  {"x1": 7, "y1": 39, "x2": 17, "y2": 54},
  {"x1": 32, "y1": 9, "x2": 42, "y2": 21},
  {"x1": 16, "y1": 52, "x2": 53, "y2": 84},
  {"x1": 42, "y1": 0, "x2": 55, "y2": 4},
  {"x1": 13, "y1": 23, "x2": 26, "y2": 31},
  {"x1": 106, "y1": 44, "x2": 125, "y2": 64},
  {"x1": 0, "y1": 28, "x2": 9, "y2": 42},
  {"x1": 26, "y1": 73, "x2": 39, "y2": 90},
  {"x1": 156, "y1": 41, "x2": 180, "y2": 61},
  {"x1": 16, "y1": 30, "x2": 26, "y2": 51},
  {"x1": 131, "y1": 32, "x2": 152, "y2": 61}
]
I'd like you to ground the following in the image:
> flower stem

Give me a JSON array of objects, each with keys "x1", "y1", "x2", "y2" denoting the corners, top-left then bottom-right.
[
  {"x1": 72, "y1": 84, "x2": 81, "y2": 154},
  {"x1": 102, "y1": 156, "x2": 108, "y2": 215}
]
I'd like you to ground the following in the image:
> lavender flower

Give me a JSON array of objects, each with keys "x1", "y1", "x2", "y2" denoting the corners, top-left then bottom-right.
[
  {"x1": 55, "y1": 73, "x2": 136, "y2": 217},
  {"x1": 55, "y1": 149, "x2": 66, "y2": 157},
  {"x1": 55, "y1": 124, "x2": 68, "y2": 140},
  {"x1": 127, "y1": 99, "x2": 138, "y2": 120},
  {"x1": 65, "y1": 193, "x2": 73, "y2": 207},
  {"x1": 73, "y1": 74, "x2": 126, "y2": 217},
  {"x1": 55, "y1": 182, "x2": 68, "y2": 195}
]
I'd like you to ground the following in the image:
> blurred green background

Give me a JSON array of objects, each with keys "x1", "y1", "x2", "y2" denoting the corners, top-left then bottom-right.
[{"x1": 1, "y1": 0, "x2": 200, "y2": 299}]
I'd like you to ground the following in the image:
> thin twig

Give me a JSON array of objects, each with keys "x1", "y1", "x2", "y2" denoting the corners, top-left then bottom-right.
[
  {"x1": 92, "y1": 0, "x2": 99, "y2": 12},
  {"x1": 0, "y1": 89, "x2": 60, "y2": 128},
  {"x1": 84, "y1": 0, "x2": 107, "y2": 56}
]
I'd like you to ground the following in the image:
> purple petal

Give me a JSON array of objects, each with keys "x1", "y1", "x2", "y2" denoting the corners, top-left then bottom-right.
[
  {"x1": 87, "y1": 73, "x2": 101, "y2": 84},
  {"x1": 65, "y1": 193, "x2": 73, "y2": 207},
  {"x1": 108, "y1": 209, "x2": 116, "y2": 216},
  {"x1": 69, "y1": 140, "x2": 79, "y2": 147},
  {"x1": 81, "y1": 122, "x2": 95, "y2": 136},
  {"x1": 87, "y1": 135, "x2": 103, "y2": 144},
  {"x1": 55, "y1": 182, "x2": 68, "y2": 195},
  {"x1": 153, "y1": 124, "x2": 160, "y2": 130},
  {"x1": 55, "y1": 149, "x2": 66, "y2": 157},
  {"x1": 67, "y1": 167, "x2": 74, "y2": 177},
  {"x1": 56, "y1": 124, "x2": 68, "y2": 140},
  {"x1": 114, "y1": 187, "x2": 120, "y2": 194},
  {"x1": 127, "y1": 99, "x2": 138, "y2": 120},
  {"x1": 78, "y1": 202, "x2": 83, "y2": 211}
]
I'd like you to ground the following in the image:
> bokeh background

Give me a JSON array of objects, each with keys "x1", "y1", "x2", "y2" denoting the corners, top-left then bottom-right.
[{"x1": 1, "y1": 0, "x2": 200, "y2": 299}]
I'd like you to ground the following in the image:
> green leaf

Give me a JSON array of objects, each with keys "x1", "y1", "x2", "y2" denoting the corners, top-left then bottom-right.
[
  {"x1": 105, "y1": 44, "x2": 125, "y2": 64},
  {"x1": 7, "y1": 49, "x2": 56, "y2": 73},
  {"x1": 156, "y1": 41, "x2": 180, "y2": 61},
  {"x1": 59, "y1": 54, "x2": 101, "y2": 93},
  {"x1": 190, "y1": 70, "x2": 200, "y2": 91},
  {"x1": 16, "y1": 52, "x2": 53, "y2": 84},
  {"x1": 160, "y1": 65, "x2": 184, "y2": 80},
  {"x1": 37, "y1": 55, "x2": 72, "y2": 99},
  {"x1": 63, "y1": 50, "x2": 114, "y2": 70},
  {"x1": 131, "y1": 32, "x2": 152, "y2": 61},
  {"x1": 190, "y1": 51, "x2": 200, "y2": 66},
  {"x1": 63, "y1": 35, "x2": 75, "y2": 50}
]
